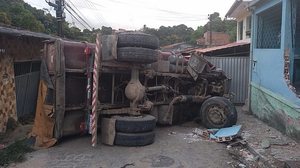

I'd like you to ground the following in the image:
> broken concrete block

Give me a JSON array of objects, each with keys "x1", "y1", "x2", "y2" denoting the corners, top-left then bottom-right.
[{"x1": 261, "y1": 139, "x2": 270, "y2": 149}]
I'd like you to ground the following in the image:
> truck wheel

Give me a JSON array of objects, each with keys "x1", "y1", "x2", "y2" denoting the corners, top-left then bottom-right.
[
  {"x1": 114, "y1": 115, "x2": 156, "y2": 133},
  {"x1": 114, "y1": 132, "x2": 155, "y2": 146},
  {"x1": 117, "y1": 32, "x2": 159, "y2": 49},
  {"x1": 117, "y1": 47, "x2": 158, "y2": 63},
  {"x1": 200, "y1": 97, "x2": 237, "y2": 129}
]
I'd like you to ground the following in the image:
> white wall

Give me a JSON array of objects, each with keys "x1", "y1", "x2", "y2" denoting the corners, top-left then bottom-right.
[{"x1": 236, "y1": 12, "x2": 252, "y2": 42}]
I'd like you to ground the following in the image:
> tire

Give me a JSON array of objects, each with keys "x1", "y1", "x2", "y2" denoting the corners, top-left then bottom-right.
[
  {"x1": 117, "y1": 32, "x2": 159, "y2": 49},
  {"x1": 114, "y1": 115, "x2": 156, "y2": 133},
  {"x1": 114, "y1": 132, "x2": 155, "y2": 146},
  {"x1": 200, "y1": 96, "x2": 237, "y2": 129},
  {"x1": 117, "y1": 47, "x2": 158, "y2": 63}
]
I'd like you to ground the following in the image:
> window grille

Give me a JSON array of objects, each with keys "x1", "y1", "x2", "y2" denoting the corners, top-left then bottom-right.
[{"x1": 257, "y1": 4, "x2": 282, "y2": 49}]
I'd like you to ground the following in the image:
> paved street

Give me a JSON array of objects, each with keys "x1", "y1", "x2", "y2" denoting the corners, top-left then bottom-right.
[
  {"x1": 9, "y1": 106, "x2": 300, "y2": 168},
  {"x1": 11, "y1": 124, "x2": 233, "y2": 168}
]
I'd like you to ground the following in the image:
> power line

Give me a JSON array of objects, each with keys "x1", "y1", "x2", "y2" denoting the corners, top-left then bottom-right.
[
  {"x1": 65, "y1": 7, "x2": 89, "y2": 29},
  {"x1": 66, "y1": 0, "x2": 91, "y2": 20},
  {"x1": 65, "y1": 2, "x2": 93, "y2": 29},
  {"x1": 67, "y1": 0, "x2": 109, "y2": 29},
  {"x1": 84, "y1": 0, "x2": 110, "y2": 27}
]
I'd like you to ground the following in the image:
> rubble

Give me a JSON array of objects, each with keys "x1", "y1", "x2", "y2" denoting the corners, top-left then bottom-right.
[{"x1": 261, "y1": 139, "x2": 271, "y2": 149}]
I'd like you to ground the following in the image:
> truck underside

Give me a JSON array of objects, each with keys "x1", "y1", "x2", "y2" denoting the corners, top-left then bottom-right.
[{"x1": 36, "y1": 32, "x2": 237, "y2": 146}]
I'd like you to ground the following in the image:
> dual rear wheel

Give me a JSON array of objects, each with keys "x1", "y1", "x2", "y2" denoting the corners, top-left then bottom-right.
[
  {"x1": 117, "y1": 32, "x2": 159, "y2": 64},
  {"x1": 113, "y1": 115, "x2": 156, "y2": 146}
]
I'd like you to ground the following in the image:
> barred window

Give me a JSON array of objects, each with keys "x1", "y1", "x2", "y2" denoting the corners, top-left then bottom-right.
[{"x1": 256, "y1": 3, "x2": 282, "y2": 49}]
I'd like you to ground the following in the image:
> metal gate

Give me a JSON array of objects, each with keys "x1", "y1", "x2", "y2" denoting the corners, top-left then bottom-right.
[
  {"x1": 14, "y1": 61, "x2": 40, "y2": 119},
  {"x1": 205, "y1": 56, "x2": 249, "y2": 104}
]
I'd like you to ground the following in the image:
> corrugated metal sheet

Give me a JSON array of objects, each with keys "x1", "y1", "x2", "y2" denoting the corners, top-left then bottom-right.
[
  {"x1": 15, "y1": 71, "x2": 40, "y2": 118},
  {"x1": 0, "y1": 26, "x2": 55, "y2": 39},
  {"x1": 195, "y1": 42, "x2": 250, "y2": 54},
  {"x1": 205, "y1": 56, "x2": 249, "y2": 104}
]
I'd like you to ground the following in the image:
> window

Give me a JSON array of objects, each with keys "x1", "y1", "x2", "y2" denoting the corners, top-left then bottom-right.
[
  {"x1": 238, "y1": 21, "x2": 243, "y2": 40},
  {"x1": 256, "y1": 3, "x2": 282, "y2": 49},
  {"x1": 246, "y1": 16, "x2": 252, "y2": 38}
]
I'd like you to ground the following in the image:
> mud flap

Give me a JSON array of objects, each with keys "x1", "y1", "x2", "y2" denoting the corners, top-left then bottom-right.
[
  {"x1": 101, "y1": 35, "x2": 118, "y2": 61},
  {"x1": 101, "y1": 118, "x2": 116, "y2": 145}
]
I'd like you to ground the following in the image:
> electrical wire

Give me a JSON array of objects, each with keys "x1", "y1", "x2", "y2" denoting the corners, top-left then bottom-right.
[
  {"x1": 65, "y1": 7, "x2": 89, "y2": 29},
  {"x1": 66, "y1": 0, "x2": 92, "y2": 22},
  {"x1": 83, "y1": 0, "x2": 110, "y2": 27},
  {"x1": 65, "y1": 2, "x2": 93, "y2": 29}
]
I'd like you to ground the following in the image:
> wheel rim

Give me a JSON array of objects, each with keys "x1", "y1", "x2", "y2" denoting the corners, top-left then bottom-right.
[{"x1": 206, "y1": 105, "x2": 228, "y2": 126}]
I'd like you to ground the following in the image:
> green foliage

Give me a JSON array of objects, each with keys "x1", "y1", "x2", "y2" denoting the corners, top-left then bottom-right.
[
  {"x1": 0, "y1": 0, "x2": 108, "y2": 42},
  {"x1": 142, "y1": 24, "x2": 194, "y2": 46},
  {"x1": 0, "y1": 139, "x2": 34, "y2": 166},
  {"x1": 9, "y1": 4, "x2": 45, "y2": 32},
  {"x1": 142, "y1": 12, "x2": 236, "y2": 46},
  {"x1": 223, "y1": 18, "x2": 237, "y2": 42},
  {"x1": 201, "y1": 12, "x2": 236, "y2": 42},
  {"x1": 190, "y1": 26, "x2": 204, "y2": 44},
  {"x1": 0, "y1": 12, "x2": 11, "y2": 25}
]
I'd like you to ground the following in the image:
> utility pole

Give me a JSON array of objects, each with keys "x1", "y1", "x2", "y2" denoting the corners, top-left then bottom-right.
[
  {"x1": 208, "y1": 14, "x2": 212, "y2": 47},
  {"x1": 56, "y1": 0, "x2": 64, "y2": 37},
  {"x1": 46, "y1": 0, "x2": 65, "y2": 37}
]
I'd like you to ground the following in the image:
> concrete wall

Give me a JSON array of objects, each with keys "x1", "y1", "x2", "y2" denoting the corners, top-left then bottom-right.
[{"x1": 251, "y1": 83, "x2": 300, "y2": 140}]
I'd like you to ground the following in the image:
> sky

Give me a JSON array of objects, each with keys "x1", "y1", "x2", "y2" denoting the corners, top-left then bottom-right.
[{"x1": 23, "y1": 0, "x2": 236, "y2": 30}]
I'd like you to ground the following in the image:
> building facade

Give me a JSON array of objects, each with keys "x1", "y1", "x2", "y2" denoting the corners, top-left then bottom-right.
[
  {"x1": 250, "y1": 0, "x2": 300, "y2": 140},
  {"x1": 226, "y1": 0, "x2": 253, "y2": 42},
  {"x1": 197, "y1": 31, "x2": 230, "y2": 47}
]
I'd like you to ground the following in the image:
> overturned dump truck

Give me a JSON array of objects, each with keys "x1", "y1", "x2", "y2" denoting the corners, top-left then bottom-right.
[{"x1": 39, "y1": 32, "x2": 237, "y2": 147}]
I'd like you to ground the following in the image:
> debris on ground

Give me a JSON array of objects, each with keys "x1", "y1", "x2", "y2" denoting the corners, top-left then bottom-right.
[
  {"x1": 210, "y1": 125, "x2": 242, "y2": 142},
  {"x1": 182, "y1": 125, "x2": 242, "y2": 144},
  {"x1": 227, "y1": 140, "x2": 263, "y2": 168},
  {"x1": 168, "y1": 131, "x2": 176, "y2": 135},
  {"x1": 261, "y1": 139, "x2": 271, "y2": 149},
  {"x1": 238, "y1": 163, "x2": 247, "y2": 168}
]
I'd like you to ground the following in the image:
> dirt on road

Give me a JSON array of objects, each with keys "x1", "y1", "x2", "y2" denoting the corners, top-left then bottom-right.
[
  {"x1": 10, "y1": 124, "x2": 235, "y2": 168},
  {"x1": 6, "y1": 106, "x2": 300, "y2": 168}
]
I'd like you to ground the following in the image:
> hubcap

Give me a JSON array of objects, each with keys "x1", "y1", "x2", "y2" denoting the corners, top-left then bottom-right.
[{"x1": 207, "y1": 105, "x2": 227, "y2": 125}]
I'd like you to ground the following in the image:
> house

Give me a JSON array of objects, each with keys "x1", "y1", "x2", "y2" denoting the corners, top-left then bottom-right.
[
  {"x1": 226, "y1": 0, "x2": 253, "y2": 42},
  {"x1": 249, "y1": 0, "x2": 300, "y2": 140},
  {"x1": 197, "y1": 31, "x2": 230, "y2": 47}
]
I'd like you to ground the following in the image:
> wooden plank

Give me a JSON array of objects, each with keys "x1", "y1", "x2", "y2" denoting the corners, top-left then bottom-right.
[{"x1": 54, "y1": 40, "x2": 66, "y2": 139}]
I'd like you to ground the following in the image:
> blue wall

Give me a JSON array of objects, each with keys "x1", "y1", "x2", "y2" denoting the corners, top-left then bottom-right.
[{"x1": 251, "y1": 0, "x2": 300, "y2": 106}]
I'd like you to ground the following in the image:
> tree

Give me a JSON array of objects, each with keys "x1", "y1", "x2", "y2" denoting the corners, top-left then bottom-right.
[
  {"x1": 202, "y1": 12, "x2": 236, "y2": 42},
  {"x1": 9, "y1": 4, "x2": 45, "y2": 32},
  {"x1": 0, "y1": 12, "x2": 11, "y2": 25},
  {"x1": 190, "y1": 26, "x2": 204, "y2": 44},
  {"x1": 101, "y1": 26, "x2": 112, "y2": 35},
  {"x1": 224, "y1": 18, "x2": 237, "y2": 42},
  {"x1": 142, "y1": 24, "x2": 195, "y2": 46}
]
